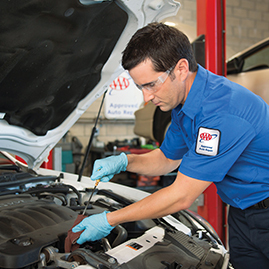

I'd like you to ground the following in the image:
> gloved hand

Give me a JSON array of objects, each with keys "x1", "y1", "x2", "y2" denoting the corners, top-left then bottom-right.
[
  {"x1": 91, "y1": 152, "x2": 128, "y2": 182},
  {"x1": 72, "y1": 211, "x2": 114, "y2": 245}
]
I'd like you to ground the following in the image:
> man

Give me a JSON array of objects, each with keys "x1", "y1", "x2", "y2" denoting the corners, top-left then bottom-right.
[{"x1": 73, "y1": 23, "x2": 269, "y2": 268}]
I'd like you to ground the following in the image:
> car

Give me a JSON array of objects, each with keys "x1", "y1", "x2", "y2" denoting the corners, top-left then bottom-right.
[
  {"x1": 134, "y1": 37, "x2": 269, "y2": 144},
  {"x1": 0, "y1": 1, "x2": 231, "y2": 268},
  {"x1": 227, "y1": 37, "x2": 269, "y2": 105}
]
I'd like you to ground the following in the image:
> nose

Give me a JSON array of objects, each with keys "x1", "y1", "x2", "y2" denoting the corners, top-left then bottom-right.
[{"x1": 142, "y1": 89, "x2": 154, "y2": 103}]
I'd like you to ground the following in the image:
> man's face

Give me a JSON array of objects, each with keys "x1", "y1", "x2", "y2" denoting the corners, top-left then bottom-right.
[{"x1": 129, "y1": 59, "x2": 187, "y2": 111}]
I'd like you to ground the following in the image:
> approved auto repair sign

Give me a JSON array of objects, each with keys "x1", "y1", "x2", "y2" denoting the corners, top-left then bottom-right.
[
  {"x1": 104, "y1": 71, "x2": 143, "y2": 119},
  {"x1": 195, "y1": 127, "x2": 221, "y2": 156}
]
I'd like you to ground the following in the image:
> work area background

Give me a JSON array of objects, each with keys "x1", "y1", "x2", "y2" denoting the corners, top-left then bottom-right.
[{"x1": 68, "y1": 0, "x2": 269, "y2": 154}]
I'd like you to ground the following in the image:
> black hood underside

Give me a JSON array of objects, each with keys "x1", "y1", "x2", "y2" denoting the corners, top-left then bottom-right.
[{"x1": 0, "y1": 0, "x2": 128, "y2": 135}]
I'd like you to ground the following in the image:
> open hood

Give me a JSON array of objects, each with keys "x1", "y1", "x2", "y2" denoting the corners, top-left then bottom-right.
[{"x1": 0, "y1": 0, "x2": 180, "y2": 168}]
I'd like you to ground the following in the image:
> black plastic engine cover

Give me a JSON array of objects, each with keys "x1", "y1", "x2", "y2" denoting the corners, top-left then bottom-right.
[{"x1": 0, "y1": 194, "x2": 77, "y2": 268}]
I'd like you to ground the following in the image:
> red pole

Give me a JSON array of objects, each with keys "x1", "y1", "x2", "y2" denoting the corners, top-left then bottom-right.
[
  {"x1": 196, "y1": 0, "x2": 226, "y2": 243},
  {"x1": 40, "y1": 150, "x2": 53, "y2": 169}
]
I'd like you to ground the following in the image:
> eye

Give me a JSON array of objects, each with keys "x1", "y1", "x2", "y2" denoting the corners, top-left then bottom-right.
[{"x1": 148, "y1": 81, "x2": 157, "y2": 89}]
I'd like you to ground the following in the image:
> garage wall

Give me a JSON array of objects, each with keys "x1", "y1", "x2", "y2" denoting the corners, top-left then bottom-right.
[
  {"x1": 68, "y1": 0, "x2": 269, "y2": 150},
  {"x1": 172, "y1": 0, "x2": 269, "y2": 55},
  {"x1": 226, "y1": 0, "x2": 269, "y2": 54}
]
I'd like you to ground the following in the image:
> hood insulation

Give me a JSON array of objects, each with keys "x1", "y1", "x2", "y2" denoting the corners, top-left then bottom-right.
[{"x1": 0, "y1": 0, "x2": 128, "y2": 135}]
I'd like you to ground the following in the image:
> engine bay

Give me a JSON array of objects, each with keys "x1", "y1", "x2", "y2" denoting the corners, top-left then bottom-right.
[
  {"x1": 0, "y1": 155, "x2": 228, "y2": 269},
  {"x1": 0, "y1": 182, "x2": 227, "y2": 268}
]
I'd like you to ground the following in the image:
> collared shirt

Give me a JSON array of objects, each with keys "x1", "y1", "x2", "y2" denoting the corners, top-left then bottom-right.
[{"x1": 160, "y1": 64, "x2": 269, "y2": 209}]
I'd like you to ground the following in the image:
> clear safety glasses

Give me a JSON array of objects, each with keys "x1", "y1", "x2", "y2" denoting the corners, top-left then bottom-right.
[{"x1": 135, "y1": 66, "x2": 174, "y2": 92}]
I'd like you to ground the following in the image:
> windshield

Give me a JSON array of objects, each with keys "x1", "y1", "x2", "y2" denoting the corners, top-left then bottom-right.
[{"x1": 243, "y1": 45, "x2": 269, "y2": 72}]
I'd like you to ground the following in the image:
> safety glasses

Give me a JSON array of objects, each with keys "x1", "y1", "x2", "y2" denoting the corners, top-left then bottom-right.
[{"x1": 135, "y1": 66, "x2": 174, "y2": 92}]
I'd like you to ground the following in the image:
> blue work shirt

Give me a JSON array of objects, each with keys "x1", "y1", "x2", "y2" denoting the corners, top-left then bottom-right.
[{"x1": 160, "y1": 64, "x2": 269, "y2": 209}]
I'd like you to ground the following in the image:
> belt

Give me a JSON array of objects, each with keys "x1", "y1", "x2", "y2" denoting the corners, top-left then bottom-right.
[{"x1": 248, "y1": 197, "x2": 269, "y2": 209}]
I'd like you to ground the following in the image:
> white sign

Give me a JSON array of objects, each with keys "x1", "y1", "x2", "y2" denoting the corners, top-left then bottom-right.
[{"x1": 104, "y1": 71, "x2": 144, "y2": 119}]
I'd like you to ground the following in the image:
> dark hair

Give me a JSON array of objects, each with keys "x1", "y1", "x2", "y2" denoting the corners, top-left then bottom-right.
[{"x1": 122, "y1": 22, "x2": 198, "y2": 72}]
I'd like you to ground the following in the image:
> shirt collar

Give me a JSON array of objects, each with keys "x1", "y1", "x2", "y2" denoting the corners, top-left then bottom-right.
[{"x1": 176, "y1": 64, "x2": 208, "y2": 119}]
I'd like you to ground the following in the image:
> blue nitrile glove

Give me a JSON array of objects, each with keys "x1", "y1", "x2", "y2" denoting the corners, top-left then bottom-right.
[
  {"x1": 72, "y1": 211, "x2": 114, "y2": 244},
  {"x1": 91, "y1": 152, "x2": 128, "y2": 182}
]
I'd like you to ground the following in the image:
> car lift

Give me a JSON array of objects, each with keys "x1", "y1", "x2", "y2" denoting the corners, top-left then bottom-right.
[{"x1": 196, "y1": 0, "x2": 227, "y2": 245}]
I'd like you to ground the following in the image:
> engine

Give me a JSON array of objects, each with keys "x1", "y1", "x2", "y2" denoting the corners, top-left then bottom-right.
[
  {"x1": 0, "y1": 184, "x2": 227, "y2": 269},
  {"x1": 0, "y1": 194, "x2": 77, "y2": 268}
]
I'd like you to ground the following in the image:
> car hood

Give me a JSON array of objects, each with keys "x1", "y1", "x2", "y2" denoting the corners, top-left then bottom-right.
[{"x1": 0, "y1": 0, "x2": 180, "y2": 168}]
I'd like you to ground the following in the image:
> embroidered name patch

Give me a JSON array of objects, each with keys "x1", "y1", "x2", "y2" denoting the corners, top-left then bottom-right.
[{"x1": 195, "y1": 127, "x2": 220, "y2": 156}]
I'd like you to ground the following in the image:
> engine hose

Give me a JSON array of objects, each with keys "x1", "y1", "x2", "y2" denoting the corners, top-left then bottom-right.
[
  {"x1": 112, "y1": 225, "x2": 128, "y2": 248},
  {"x1": 61, "y1": 183, "x2": 82, "y2": 205},
  {"x1": 39, "y1": 192, "x2": 67, "y2": 206}
]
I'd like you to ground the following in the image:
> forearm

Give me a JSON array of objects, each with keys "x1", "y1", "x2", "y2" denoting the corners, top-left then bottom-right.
[
  {"x1": 106, "y1": 172, "x2": 212, "y2": 227},
  {"x1": 107, "y1": 184, "x2": 186, "y2": 226},
  {"x1": 126, "y1": 148, "x2": 180, "y2": 176}
]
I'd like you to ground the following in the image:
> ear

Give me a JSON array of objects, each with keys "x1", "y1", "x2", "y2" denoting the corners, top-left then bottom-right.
[{"x1": 174, "y1": 59, "x2": 189, "y2": 82}]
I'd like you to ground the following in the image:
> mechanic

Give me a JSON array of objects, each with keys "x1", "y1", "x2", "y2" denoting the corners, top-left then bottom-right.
[{"x1": 73, "y1": 22, "x2": 269, "y2": 268}]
